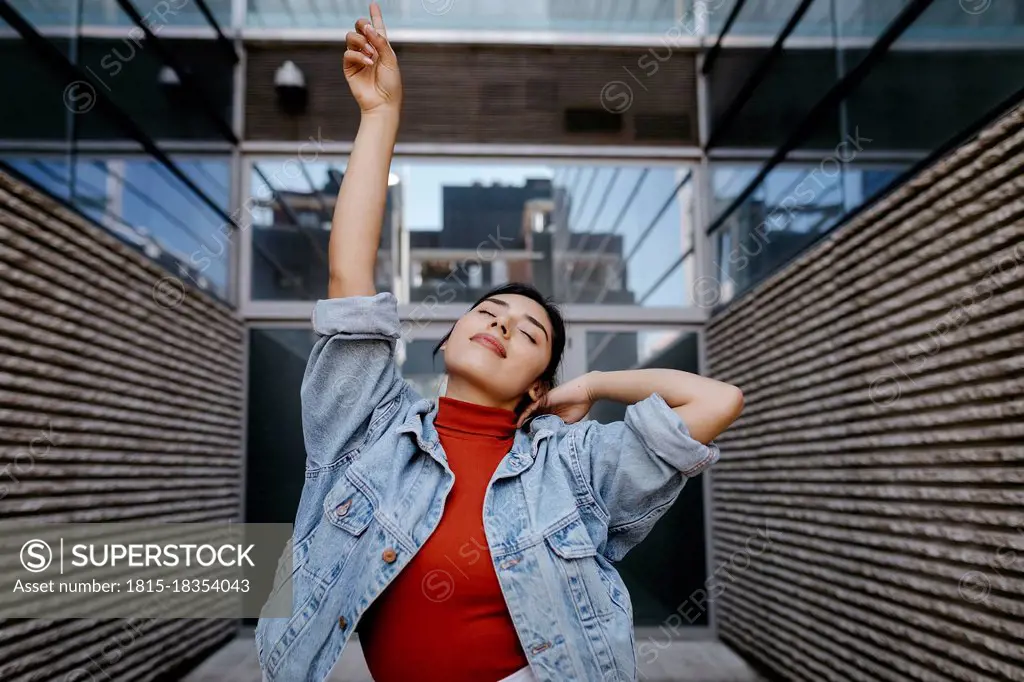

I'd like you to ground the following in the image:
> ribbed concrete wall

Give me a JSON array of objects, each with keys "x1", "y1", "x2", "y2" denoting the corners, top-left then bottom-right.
[
  {"x1": 0, "y1": 170, "x2": 245, "y2": 680},
  {"x1": 705, "y1": 104, "x2": 1024, "y2": 682}
]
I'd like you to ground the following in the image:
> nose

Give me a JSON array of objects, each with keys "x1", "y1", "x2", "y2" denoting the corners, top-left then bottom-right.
[{"x1": 491, "y1": 317, "x2": 512, "y2": 339}]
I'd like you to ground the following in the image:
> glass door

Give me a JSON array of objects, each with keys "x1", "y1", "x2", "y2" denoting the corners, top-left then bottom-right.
[{"x1": 567, "y1": 324, "x2": 711, "y2": 629}]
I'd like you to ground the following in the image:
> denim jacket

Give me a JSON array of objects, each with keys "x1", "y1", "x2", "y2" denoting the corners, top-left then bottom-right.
[{"x1": 255, "y1": 293, "x2": 720, "y2": 682}]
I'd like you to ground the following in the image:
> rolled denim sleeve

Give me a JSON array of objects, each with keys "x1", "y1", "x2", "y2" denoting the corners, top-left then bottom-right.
[
  {"x1": 301, "y1": 292, "x2": 406, "y2": 470},
  {"x1": 572, "y1": 392, "x2": 720, "y2": 562}
]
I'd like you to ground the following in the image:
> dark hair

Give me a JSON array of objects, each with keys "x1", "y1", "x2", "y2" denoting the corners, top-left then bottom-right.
[{"x1": 433, "y1": 282, "x2": 567, "y2": 412}]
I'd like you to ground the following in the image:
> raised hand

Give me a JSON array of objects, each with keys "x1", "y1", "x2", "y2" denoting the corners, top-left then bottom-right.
[
  {"x1": 517, "y1": 375, "x2": 597, "y2": 428},
  {"x1": 344, "y1": 2, "x2": 402, "y2": 115}
]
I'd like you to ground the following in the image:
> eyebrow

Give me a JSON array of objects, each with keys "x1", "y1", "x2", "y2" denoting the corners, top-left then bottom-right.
[{"x1": 481, "y1": 298, "x2": 550, "y2": 341}]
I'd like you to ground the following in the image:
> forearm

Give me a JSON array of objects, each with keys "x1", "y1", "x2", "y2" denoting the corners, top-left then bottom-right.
[
  {"x1": 586, "y1": 369, "x2": 743, "y2": 445},
  {"x1": 585, "y1": 368, "x2": 725, "y2": 407},
  {"x1": 327, "y1": 110, "x2": 400, "y2": 298}
]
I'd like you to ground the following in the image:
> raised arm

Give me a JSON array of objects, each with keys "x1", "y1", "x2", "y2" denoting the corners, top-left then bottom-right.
[
  {"x1": 297, "y1": 3, "x2": 408, "y2": 473},
  {"x1": 585, "y1": 369, "x2": 742, "y2": 444},
  {"x1": 519, "y1": 368, "x2": 742, "y2": 445},
  {"x1": 329, "y1": 2, "x2": 403, "y2": 299},
  {"x1": 519, "y1": 368, "x2": 742, "y2": 561}
]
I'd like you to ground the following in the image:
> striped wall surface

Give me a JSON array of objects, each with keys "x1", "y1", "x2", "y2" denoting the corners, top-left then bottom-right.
[
  {"x1": 704, "y1": 104, "x2": 1024, "y2": 681},
  {"x1": 0, "y1": 169, "x2": 246, "y2": 681}
]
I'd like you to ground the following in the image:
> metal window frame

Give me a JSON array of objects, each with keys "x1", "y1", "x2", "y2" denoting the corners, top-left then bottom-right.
[
  {"x1": 6, "y1": 27, "x2": 1007, "y2": 51},
  {"x1": 706, "y1": 147, "x2": 930, "y2": 162},
  {"x1": 241, "y1": 141, "x2": 705, "y2": 160},
  {"x1": 238, "y1": 27, "x2": 707, "y2": 47},
  {"x1": 0, "y1": 25, "x2": 226, "y2": 39},
  {"x1": 237, "y1": 145, "x2": 718, "y2": 627},
  {"x1": 0, "y1": 139, "x2": 235, "y2": 153},
  {"x1": 238, "y1": 151, "x2": 711, "y2": 320}
]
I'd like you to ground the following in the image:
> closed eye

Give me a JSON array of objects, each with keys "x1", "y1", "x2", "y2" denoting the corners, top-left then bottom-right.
[
  {"x1": 479, "y1": 309, "x2": 496, "y2": 317},
  {"x1": 521, "y1": 330, "x2": 536, "y2": 344}
]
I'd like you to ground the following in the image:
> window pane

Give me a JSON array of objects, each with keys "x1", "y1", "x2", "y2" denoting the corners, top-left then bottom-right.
[
  {"x1": 404, "y1": 161, "x2": 696, "y2": 306},
  {"x1": 9, "y1": 0, "x2": 232, "y2": 27},
  {"x1": 75, "y1": 38, "x2": 235, "y2": 142},
  {"x1": 708, "y1": 0, "x2": 1024, "y2": 41},
  {"x1": 246, "y1": 328, "x2": 318, "y2": 526},
  {"x1": 249, "y1": 158, "x2": 700, "y2": 308},
  {"x1": 248, "y1": 0, "x2": 682, "y2": 32},
  {"x1": 2, "y1": 154, "x2": 232, "y2": 298},
  {"x1": 249, "y1": 160, "x2": 395, "y2": 301},
  {"x1": 710, "y1": 160, "x2": 911, "y2": 303}
]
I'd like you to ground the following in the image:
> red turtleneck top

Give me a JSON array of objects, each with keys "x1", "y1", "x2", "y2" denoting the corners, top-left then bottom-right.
[{"x1": 358, "y1": 396, "x2": 530, "y2": 682}]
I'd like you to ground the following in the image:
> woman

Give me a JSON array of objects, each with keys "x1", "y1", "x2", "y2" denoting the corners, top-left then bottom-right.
[{"x1": 255, "y1": 4, "x2": 744, "y2": 682}]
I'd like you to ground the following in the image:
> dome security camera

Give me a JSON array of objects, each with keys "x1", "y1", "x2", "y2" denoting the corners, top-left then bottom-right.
[
  {"x1": 157, "y1": 65, "x2": 181, "y2": 87},
  {"x1": 157, "y1": 65, "x2": 188, "y2": 108},
  {"x1": 275, "y1": 60, "x2": 307, "y2": 115}
]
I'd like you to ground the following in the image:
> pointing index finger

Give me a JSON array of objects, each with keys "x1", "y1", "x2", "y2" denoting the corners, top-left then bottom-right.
[{"x1": 369, "y1": 2, "x2": 387, "y2": 38}]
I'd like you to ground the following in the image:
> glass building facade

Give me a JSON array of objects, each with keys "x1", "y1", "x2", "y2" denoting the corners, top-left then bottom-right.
[
  {"x1": 245, "y1": 159, "x2": 698, "y2": 307},
  {"x1": 3, "y1": 0, "x2": 1022, "y2": 631}
]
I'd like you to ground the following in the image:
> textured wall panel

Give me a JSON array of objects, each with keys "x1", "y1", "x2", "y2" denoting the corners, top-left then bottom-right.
[
  {"x1": 0, "y1": 170, "x2": 245, "y2": 681},
  {"x1": 705, "y1": 104, "x2": 1024, "y2": 682},
  {"x1": 245, "y1": 43, "x2": 698, "y2": 145}
]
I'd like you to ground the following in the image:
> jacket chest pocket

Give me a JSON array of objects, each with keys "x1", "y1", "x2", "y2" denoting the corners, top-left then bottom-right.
[
  {"x1": 543, "y1": 513, "x2": 615, "y2": 622},
  {"x1": 303, "y1": 474, "x2": 376, "y2": 585}
]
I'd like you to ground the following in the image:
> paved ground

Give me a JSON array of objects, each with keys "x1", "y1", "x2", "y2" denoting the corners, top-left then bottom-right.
[{"x1": 183, "y1": 628, "x2": 765, "y2": 682}]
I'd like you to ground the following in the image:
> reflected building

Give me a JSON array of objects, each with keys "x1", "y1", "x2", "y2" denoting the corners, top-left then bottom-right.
[
  {"x1": 408, "y1": 177, "x2": 634, "y2": 304},
  {"x1": 251, "y1": 168, "x2": 397, "y2": 299}
]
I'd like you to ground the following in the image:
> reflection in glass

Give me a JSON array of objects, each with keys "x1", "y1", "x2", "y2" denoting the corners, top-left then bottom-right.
[
  {"x1": 10, "y1": 0, "x2": 232, "y2": 27},
  {"x1": 707, "y1": 0, "x2": 1024, "y2": 306},
  {"x1": 248, "y1": 159, "x2": 698, "y2": 308},
  {"x1": 247, "y1": 0, "x2": 682, "y2": 32},
  {"x1": 0, "y1": 6, "x2": 235, "y2": 301},
  {"x1": 706, "y1": 0, "x2": 912, "y2": 150},
  {"x1": 249, "y1": 161, "x2": 395, "y2": 301},
  {"x1": 405, "y1": 162, "x2": 695, "y2": 306},
  {"x1": 710, "y1": 162, "x2": 908, "y2": 301},
  {"x1": 2, "y1": 155, "x2": 232, "y2": 297},
  {"x1": 708, "y1": 0, "x2": 1023, "y2": 41}
]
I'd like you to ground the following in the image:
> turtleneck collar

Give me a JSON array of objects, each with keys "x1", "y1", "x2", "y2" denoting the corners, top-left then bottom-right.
[{"x1": 435, "y1": 396, "x2": 518, "y2": 440}]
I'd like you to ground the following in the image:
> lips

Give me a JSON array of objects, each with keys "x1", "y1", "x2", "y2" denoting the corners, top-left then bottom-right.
[{"x1": 471, "y1": 334, "x2": 506, "y2": 358}]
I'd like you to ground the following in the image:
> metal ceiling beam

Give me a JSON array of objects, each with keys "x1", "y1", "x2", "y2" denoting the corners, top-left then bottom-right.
[
  {"x1": 0, "y1": 0, "x2": 236, "y2": 227},
  {"x1": 702, "y1": 0, "x2": 748, "y2": 75},
  {"x1": 706, "y1": 0, "x2": 938, "y2": 236},
  {"x1": 704, "y1": 0, "x2": 816, "y2": 151}
]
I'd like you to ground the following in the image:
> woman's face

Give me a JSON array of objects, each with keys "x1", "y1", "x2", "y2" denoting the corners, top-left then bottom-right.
[{"x1": 442, "y1": 294, "x2": 554, "y2": 404}]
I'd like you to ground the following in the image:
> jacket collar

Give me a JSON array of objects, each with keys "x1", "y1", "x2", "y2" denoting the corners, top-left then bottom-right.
[{"x1": 398, "y1": 398, "x2": 558, "y2": 468}]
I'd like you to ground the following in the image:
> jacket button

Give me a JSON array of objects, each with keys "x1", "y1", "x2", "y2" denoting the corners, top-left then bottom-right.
[
  {"x1": 382, "y1": 548, "x2": 397, "y2": 563},
  {"x1": 338, "y1": 616, "x2": 348, "y2": 630}
]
